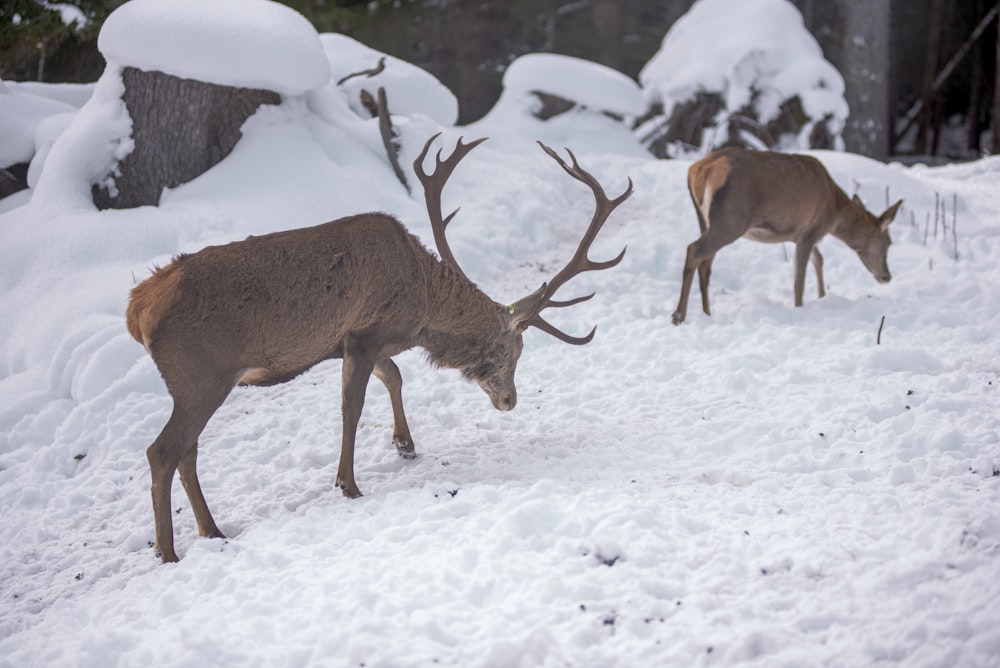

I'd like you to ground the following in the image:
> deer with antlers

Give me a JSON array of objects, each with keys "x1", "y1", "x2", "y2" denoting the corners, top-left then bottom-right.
[{"x1": 126, "y1": 133, "x2": 631, "y2": 562}]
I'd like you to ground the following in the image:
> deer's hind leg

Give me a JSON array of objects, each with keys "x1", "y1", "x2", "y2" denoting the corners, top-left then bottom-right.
[
  {"x1": 147, "y1": 369, "x2": 233, "y2": 562},
  {"x1": 338, "y1": 340, "x2": 378, "y2": 498},
  {"x1": 697, "y1": 253, "x2": 716, "y2": 316},
  {"x1": 374, "y1": 358, "x2": 416, "y2": 458},
  {"x1": 673, "y1": 224, "x2": 741, "y2": 325}
]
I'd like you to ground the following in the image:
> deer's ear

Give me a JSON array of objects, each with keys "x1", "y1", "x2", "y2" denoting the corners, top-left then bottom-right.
[{"x1": 879, "y1": 199, "x2": 903, "y2": 230}]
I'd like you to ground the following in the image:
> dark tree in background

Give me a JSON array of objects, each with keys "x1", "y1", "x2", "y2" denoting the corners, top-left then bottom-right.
[
  {"x1": 2, "y1": 0, "x2": 997, "y2": 161},
  {"x1": 842, "y1": 1, "x2": 893, "y2": 160},
  {"x1": 0, "y1": 0, "x2": 121, "y2": 82}
]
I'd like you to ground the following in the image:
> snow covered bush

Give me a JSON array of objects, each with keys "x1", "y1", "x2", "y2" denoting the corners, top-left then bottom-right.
[{"x1": 636, "y1": 0, "x2": 848, "y2": 158}]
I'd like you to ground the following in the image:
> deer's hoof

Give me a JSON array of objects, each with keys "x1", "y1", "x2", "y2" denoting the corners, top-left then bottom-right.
[
  {"x1": 671, "y1": 311, "x2": 685, "y2": 325},
  {"x1": 155, "y1": 547, "x2": 180, "y2": 563},
  {"x1": 338, "y1": 480, "x2": 363, "y2": 499},
  {"x1": 394, "y1": 438, "x2": 417, "y2": 459}
]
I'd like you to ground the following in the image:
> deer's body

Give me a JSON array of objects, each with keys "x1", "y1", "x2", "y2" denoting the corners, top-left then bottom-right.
[
  {"x1": 672, "y1": 147, "x2": 902, "y2": 324},
  {"x1": 128, "y1": 135, "x2": 630, "y2": 562},
  {"x1": 129, "y1": 214, "x2": 494, "y2": 390}
]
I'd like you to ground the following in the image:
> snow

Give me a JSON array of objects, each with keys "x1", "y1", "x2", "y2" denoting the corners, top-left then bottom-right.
[
  {"x1": 319, "y1": 33, "x2": 459, "y2": 126},
  {"x1": 2, "y1": 4, "x2": 1000, "y2": 667},
  {"x1": 640, "y1": 0, "x2": 848, "y2": 152},
  {"x1": 40, "y1": 2, "x2": 89, "y2": 28},
  {"x1": 28, "y1": 68, "x2": 133, "y2": 213},
  {"x1": 468, "y1": 54, "x2": 649, "y2": 157},
  {"x1": 0, "y1": 83, "x2": 78, "y2": 168},
  {"x1": 98, "y1": 0, "x2": 331, "y2": 96},
  {"x1": 502, "y1": 53, "x2": 644, "y2": 118}
]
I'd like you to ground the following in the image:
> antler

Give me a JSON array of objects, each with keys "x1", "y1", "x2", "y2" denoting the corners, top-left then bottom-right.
[
  {"x1": 510, "y1": 141, "x2": 632, "y2": 345},
  {"x1": 413, "y1": 133, "x2": 488, "y2": 282}
]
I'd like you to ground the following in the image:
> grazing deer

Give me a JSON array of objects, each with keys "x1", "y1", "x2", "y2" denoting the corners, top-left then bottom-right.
[
  {"x1": 126, "y1": 134, "x2": 632, "y2": 562},
  {"x1": 671, "y1": 147, "x2": 902, "y2": 325}
]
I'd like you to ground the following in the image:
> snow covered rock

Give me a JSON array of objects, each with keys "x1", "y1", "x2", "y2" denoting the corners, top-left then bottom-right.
[
  {"x1": 469, "y1": 53, "x2": 648, "y2": 157},
  {"x1": 85, "y1": 0, "x2": 332, "y2": 209},
  {"x1": 637, "y1": 0, "x2": 847, "y2": 157},
  {"x1": 98, "y1": 0, "x2": 330, "y2": 97}
]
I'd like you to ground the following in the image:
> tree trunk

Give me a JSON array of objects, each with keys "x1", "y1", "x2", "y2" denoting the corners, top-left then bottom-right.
[
  {"x1": 915, "y1": 0, "x2": 947, "y2": 154},
  {"x1": 841, "y1": 0, "x2": 893, "y2": 159},
  {"x1": 93, "y1": 67, "x2": 280, "y2": 210},
  {"x1": 994, "y1": 0, "x2": 1000, "y2": 152}
]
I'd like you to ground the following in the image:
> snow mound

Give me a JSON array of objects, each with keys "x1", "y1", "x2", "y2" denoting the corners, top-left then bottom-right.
[
  {"x1": 320, "y1": 33, "x2": 458, "y2": 126},
  {"x1": 0, "y1": 84, "x2": 78, "y2": 168},
  {"x1": 504, "y1": 53, "x2": 644, "y2": 117},
  {"x1": 468, "y1": 53, "x2": 648, "y2": 156},
  {"x1": 638, "y1": 0, "x2": 846, "y2": 153},
  {"x1": 98, "y1": 0, "x2": 331, "y2": 96}
]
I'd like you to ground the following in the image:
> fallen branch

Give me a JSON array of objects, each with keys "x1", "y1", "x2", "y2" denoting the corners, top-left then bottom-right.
[
  {"x1": 877, "y1": 315, "x2": 886, "y2": 345},
  {"x1": 336, "y1": 57, "x2": 386, "y2": 86},
  {"x1": 377, "y1": 86, "x2": 409, "y2": 193}
]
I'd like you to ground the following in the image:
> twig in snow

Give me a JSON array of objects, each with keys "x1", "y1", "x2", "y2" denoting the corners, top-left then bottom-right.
[
  {"x1": 933, "y1": 192, "x2": 939, "y2": 238},
  {"x1": 953, "y1": 193, "x2": 959, "y2": 261},
  {"x1": 877, "y1": 315, "x2": 886, "y2": 345}
]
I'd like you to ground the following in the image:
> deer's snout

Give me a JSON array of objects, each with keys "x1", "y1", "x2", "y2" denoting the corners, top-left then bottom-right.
[
  {"x1": 492, "y1": 391, "x2": 517, "y2": 411},
  {"x1": 480, "y1": 381, "x2": 517, "y2": 411}
]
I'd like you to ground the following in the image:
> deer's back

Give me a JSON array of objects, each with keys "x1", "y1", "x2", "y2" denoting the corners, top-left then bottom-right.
[
  {"x1": 128, "y1": 213, "x2": 435, "y2": 385},
  {"x1": 689, "y1": 147, "x2": 844, "y2": 242}
]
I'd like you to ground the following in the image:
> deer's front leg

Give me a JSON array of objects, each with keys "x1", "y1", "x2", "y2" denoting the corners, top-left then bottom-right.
[
  {"x1": 338, "y1": 345, "x2": 376, "y2": 498},
  {"x1": 373, "y1": 358, "x2": 416, "y2": 458},
  {"x1": 793, "y1": 240, "x2": 818, "y2": 307},
  {"x1": 810, "y1": 247, "x2": 826, "y2": 299}
]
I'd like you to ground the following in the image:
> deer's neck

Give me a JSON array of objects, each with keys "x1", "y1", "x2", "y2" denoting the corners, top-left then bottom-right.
[
  {"x1": 416, "y1": 259, "x2": 504, "y2": 369},
  {"x1": 829, "y1": 190, "x2": 866, "y2": 249}
]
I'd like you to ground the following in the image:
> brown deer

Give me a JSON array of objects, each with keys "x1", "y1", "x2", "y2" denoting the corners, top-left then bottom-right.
[
  {"x1": 126, "y1": 134, "x2": 632, "y2": 562},
  {"x1": 671, "y1": 146, "x2": 902, "y2": 325}
]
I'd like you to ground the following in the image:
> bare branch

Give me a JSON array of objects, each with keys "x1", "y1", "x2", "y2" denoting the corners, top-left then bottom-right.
[{"x1": 336, "y1": 56, "x2": 387, "y2": 86}]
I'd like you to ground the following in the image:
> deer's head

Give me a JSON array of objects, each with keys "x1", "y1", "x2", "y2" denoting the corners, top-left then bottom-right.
[
  {"x1": 846, "y1": 195, "x2": 902, "y2": 284},
  {"x1": 414, "y1": 134, "x2": 632, "y2": 412}
]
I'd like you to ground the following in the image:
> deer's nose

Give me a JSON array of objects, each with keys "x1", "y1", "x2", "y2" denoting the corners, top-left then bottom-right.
[{"x1": 494, "y1": 392, "x2": 517, "y2": 411}]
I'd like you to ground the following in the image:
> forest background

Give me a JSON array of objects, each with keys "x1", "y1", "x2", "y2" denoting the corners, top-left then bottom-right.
[{"x1": 2, "y1": 0, "x2": 998, "y2": 162}]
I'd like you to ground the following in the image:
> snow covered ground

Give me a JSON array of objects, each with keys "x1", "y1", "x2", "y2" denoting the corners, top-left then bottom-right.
[{"x1": 2, "y1": 1, "x2": 999, "y2": 666}]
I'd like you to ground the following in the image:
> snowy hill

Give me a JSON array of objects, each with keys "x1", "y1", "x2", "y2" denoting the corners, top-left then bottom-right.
[{"x1": 1, "y1": 0, "x2": 999, "y2": 665}]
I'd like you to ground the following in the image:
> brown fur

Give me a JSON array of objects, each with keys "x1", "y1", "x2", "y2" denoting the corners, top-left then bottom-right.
[
  {"x1": 126, "y1": 262, "x2": 184, "y2": 353},
  {"x1": 672, "y1": 147, "x2": 902, "y2": 324}
]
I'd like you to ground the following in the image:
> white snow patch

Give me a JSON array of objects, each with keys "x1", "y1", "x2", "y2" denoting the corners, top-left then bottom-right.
[{"x1": 98, "y1": 0, "x2": 331, "y2": 96}]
